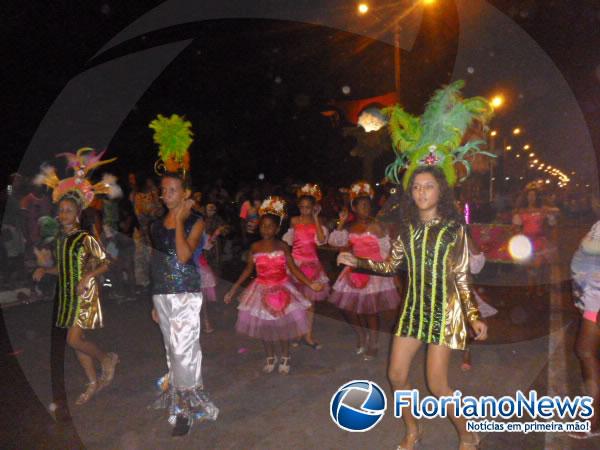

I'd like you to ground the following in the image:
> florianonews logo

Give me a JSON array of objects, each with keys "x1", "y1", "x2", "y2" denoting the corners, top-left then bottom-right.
[{"x1": 330, "y1": 380, "x2": 387, "y2": 432}]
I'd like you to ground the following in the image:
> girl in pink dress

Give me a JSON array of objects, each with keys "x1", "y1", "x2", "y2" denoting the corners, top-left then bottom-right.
[
  {"x1": 282, "y1": 183, "x2": 330, "y2": 349},
  {"x1": 225, "y1": 197, "x2": 323, "y2": 374},
  {"x1": 328, "y1": 181, "x2": 401, "y2": 360},
  {"x1": 513, "y1": 188, "x2": 556, "y2": 297}
]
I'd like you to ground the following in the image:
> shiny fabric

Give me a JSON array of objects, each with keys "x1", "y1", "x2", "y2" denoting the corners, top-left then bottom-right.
[
  {"x1": 150, "y1": 214, "x2": 202, "y2": 294},
  {"x1": 356, "y1": 219, "x2": 479, "y2": 350},
  {"x1": 571, "y1": 245, "x2": 600, "y2": 315},
  {"x1": 153, "y1": 292, "x2": 203, "y2": 390},
  {"x1": 283, "y1": 223, "x2": 330, "y2": 301},
  {"x1": 55, "y1": 229, "x2": 107, "y2": 329},
  {"x1": 236, "y1": 251, "x2": 310, "y2": 341},
  {"x1": 255, "y1": 252, "x2": 288, "y2": 285},
  {"x1": 329, "y1": 232, "x2": 401, "y2": 314}
]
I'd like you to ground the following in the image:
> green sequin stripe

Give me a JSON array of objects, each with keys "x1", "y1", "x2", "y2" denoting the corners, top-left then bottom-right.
[
  {"x1": 407, "y1": 225, "x2": 419, "y2": 336},
  {"x1": 60, "y1": 232, "x2": 85, "y2": 326},
  {"x1": 67, "y1": 243, "x2": 86, "y2": 327},
  {"x1": 397, "y1": 237, "x2": 411, "y2": 334},
  {"x1": 427, "y1": 225, "x2": 449, "y2": 342},
  {"x1": 58, "y1": 235, "x2": 69, "y2": 325},
  {"x1": 56, "y1": 238, "x2": 64, "y2": 320},
  {"x1": 438, "y1": 240, "x2": 455, "y2": 345},
  {"x1": 416, "y1": 226, "x2": 430, "y2": 339}
]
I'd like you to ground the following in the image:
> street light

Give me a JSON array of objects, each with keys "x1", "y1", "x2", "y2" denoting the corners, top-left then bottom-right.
[
  {"x1": 523, "y1": 144, "x2": 530, "y2": 150},
  {"x1": 529, "y1": 152, "x2": 535, "y2": 157},
  {"x1": 490, "y1": 130, "x2": 497, "y2": 137},
  {"x1": 505, "y1": 145, "x2": 512, "y2": 150},
  {"x1": 491, "y1": 95, "x2": 504, "y2": 109},
  {"x1": 358, "y1": 0, "x2": 436, "y2": 99},
  {"x1": 357, "y1": 3, "x2": 369, "y2": 14},
  {"x1": 513, "y1": 127, "x2": 521, "y2": 135}
]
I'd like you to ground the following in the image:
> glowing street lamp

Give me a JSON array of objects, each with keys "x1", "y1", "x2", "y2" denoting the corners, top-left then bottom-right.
[
  {"x1": 505, "y1": 145, "x2": 512, "y2": 150},
  {"x1": 529, "y1": 152, "x2": 535, "y2": 157},
  {"x1": 491, "y1": 95, "x2": 504, "y2": 109},
  {"x1": 513, "y1": 127, "x2": 521, "y2": 135},
  {"x1": 523, "y1": 144, "x2": 530, "y2": 150},
  {"x1": 357, "y1": 3, "x2": 369, "y2": 14},
  {"x1": 490, "y1": 130, "x2": 498, "y2": 137}
]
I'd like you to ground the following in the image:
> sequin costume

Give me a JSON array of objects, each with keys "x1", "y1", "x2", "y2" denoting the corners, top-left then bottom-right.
[
  {"x1": 282, "y1": 223, "x2": 330, "y2": 301},
  {"x1": 356, "y1": 219, "x2": 479, "y2": 350},
  {"x1": 328, "y1": 230, "x2": 401, "y2": 314},
  {"x1": 150, "y1": 214, "x2": 218, "y2": 423},
  {"x1": 55, "y1": 229, "x2": 108, "y2": 329},
  {"x1": 236, "y1": 250, "x2": 311, "y2": 341}
]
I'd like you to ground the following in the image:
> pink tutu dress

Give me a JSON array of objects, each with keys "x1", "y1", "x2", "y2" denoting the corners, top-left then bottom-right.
[
  {"x1": 236, "y1": 250, "x2": 311, "y2": 341},
  {"x1": 282, "y1": 223, "x2": 330, "y2": 301},
  {"x1": 328, "y1": 230, "x2": 401, "y2": 314}
]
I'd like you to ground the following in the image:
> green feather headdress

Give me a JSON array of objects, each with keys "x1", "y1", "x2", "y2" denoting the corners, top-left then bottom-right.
[
  {"x1": 382, "y1": 80, "x2": 495, "y2": 189},
  {"x1": 149, "y1": 114, "x2": 193, "y2": 175}
]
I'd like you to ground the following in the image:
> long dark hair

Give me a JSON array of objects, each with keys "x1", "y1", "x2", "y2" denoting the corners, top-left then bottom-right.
[{"x1": 400, "y1": 165, "x2": 463, "y2": 228}]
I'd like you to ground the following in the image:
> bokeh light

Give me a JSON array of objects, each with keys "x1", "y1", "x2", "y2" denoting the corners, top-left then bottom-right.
[{"x1": 508, "y1": 234, "x2": 533, "y2": 262}]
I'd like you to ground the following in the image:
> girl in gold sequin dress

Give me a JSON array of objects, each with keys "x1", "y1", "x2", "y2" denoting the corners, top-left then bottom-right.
[
  {"x1": 337, "y1": 80, "x2": 494, "y2": 450},
  {"x1": 32, "y1": 149, "x2": 120, "y2": 406}
]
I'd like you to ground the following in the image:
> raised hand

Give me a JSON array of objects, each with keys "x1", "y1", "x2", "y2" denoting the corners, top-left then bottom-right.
[
  {"x1": 338, "y1": 208, "x2": 349, "y2": 224},
  {"x1": 175, "y1": 199, "x2": 194, "y2": 223}
]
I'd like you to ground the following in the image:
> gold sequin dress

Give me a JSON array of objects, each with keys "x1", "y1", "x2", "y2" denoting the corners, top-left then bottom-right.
[
  {"x1": 356, "y1": 219, "x2": 479, "y2": 350},
  {"x1": 55, "y1": 229, "x2": 107, "y2": 329}
]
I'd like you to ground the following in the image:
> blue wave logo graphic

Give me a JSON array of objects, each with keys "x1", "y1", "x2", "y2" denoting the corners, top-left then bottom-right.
[{"x1": 330, "y1": 380, "x2": 387, "y2": 432}]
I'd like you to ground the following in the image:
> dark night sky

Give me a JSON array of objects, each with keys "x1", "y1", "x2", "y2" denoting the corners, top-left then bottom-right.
[{"x1": 3, "y1": 0, "x2": 600, "y2": 190}]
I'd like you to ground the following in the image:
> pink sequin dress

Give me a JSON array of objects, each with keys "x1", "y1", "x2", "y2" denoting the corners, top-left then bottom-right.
[
  {"x1": 328, "y1": 230, "x2": 401, "y2": 314},
  {"x1": 282, "y1": 223, "x2": 330, "y2": 301},
  {"x1": 236, "y1": 251, "x2": 310, "y2": 341}
]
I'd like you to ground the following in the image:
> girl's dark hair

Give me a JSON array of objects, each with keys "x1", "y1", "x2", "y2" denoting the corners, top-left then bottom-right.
[
  {"x1": 59, "y1": 193, "x2": 83, "y2": 211},
  {"x1": 517, "y1": 189, "x2": 541, "y2": 209},
  {"x1": 400, "y1": 165, "x2": 463, "y2": 228},
  {"x1": 162, "y1": 171, "x2": 192, "y2": 190},
  {"x1": 297, "y1": 194, "x2": 316, "y2": 205},
  {"x1": 259, "y1": 213, "x2": 281, "y2": 226},
  {"x1": 351, "y1": 195, "x2": 372, "y2": 209}
]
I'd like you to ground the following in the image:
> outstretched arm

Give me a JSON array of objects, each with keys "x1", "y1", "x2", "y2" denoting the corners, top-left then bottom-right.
[
  {"x1": 224, "y1": 248, "x2": 256, "y2": 303},
  {"x1": 339, "y1": 234, "x2": 405, "y2": 275}
]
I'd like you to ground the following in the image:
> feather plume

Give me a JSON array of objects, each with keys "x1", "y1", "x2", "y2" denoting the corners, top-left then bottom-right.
[
  {"x1": 33, "y1": 165, "x2": 59, "y2": 188},
  {"x1": 149, "y1": 114, "x2": 193, "y2": 171},
  {"x1": 383, "y1": 80, "x2": 494, "y2": 187}
]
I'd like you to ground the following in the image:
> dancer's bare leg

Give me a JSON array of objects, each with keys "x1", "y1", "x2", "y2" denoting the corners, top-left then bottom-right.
[
  {"x1": 573, "y1": 318, "x2": 600, "y2": 433},
  {"x1": 388, "y1": 336, "x2": 422, "y2": 449},
  {"x1": 426, "y1": 344, "x2": 478, "y2": 448},
  {"x1": 344, "y1": 311, "x2": 367, "y2": 351}
]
